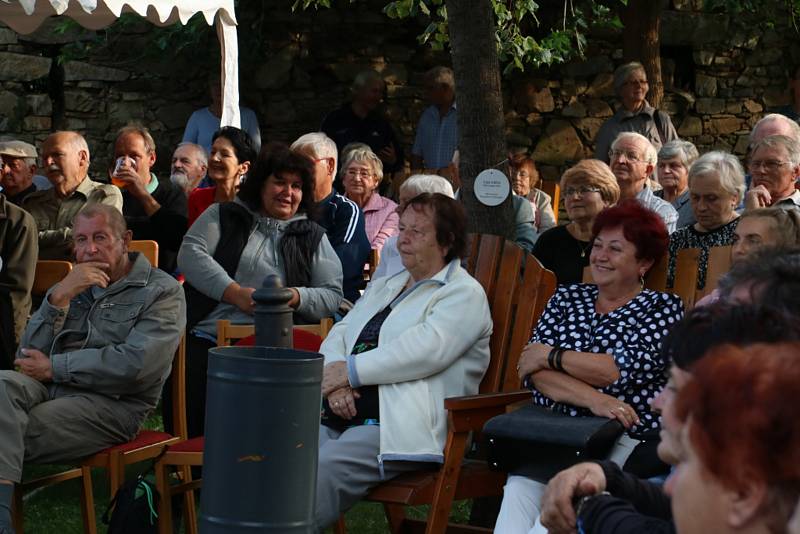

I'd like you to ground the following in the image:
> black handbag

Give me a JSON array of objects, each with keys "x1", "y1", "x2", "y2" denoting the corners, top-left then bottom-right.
[
  {"x1": 102, "y1": 472, "x2": 159, "y2": 534},
  {"x1": 483, "y1": 403, "x2": 624, "y2": 482}
]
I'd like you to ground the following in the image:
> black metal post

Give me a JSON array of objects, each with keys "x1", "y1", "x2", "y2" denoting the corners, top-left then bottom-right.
[{"x1": 252, "y1": 273, "x2": 294, "y2": 348}]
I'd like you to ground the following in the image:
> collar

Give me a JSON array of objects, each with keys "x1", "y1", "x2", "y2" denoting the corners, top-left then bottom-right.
[
  {"x1": 0, "y1": 194, "x2": 7, "y2": 219},
  {"x1": 74, "y1": 175, "x2": 100, "y2": 198},
  {"x1": 616, "y1": 100, "x2": 656, "y2": 120},
  {"x1": 361, "y1": 192, "x2": 384, "y2": 212},
  {"x1": 635, "y1": 183, "x2": 654, "y2": 202},
  {"x1": 774, "y1": 189, "x2": 800, "y2": 208},
  {"x1": 674, "y1": 188, "x2": 691, "y2": 207},
  {"x1": 145, "y1": 172, "x2": 159, "y2": 195},
  {"x1": 383, "y1": 258, "x2": 460, "y2": 307}
]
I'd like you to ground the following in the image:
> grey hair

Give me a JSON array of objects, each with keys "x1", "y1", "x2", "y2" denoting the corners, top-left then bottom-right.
[
  {"x1": 688, "y1": 151, "x2": 746, "y2": 203},
  {"x1": 352, "y1": 70, "x2": 384, "y2": 92},
  {"x1": 425, "y1": 66, "x2": 455, "y2": 90},
  {"x1": 739, "y1": 208, "x2": 800, "y2": 249},
  {"x1": 50, "y1": 131, "x2": 91, "y2": 166},
  {"x1": 749, "y1": 113, "x2": 800, "y2": 145},
  {"x1": 339, "y1": 147, "x2": 384, "y2": 184},
  {"x1": 291, "y1": 132, "x2": 338, "y2": 171},
  {"x1": 658, "y1": 140, "x2": 699, "y2": 169},
  {"x1": 613, "y1": 62, "x2": 646, "y2": 95},
  {"x1": 400, "y1": 174, "x2": 455, "y2": 199},
  {"x1": 175, "y1": 142, "x2": 208, "y2": 167},
  {"x1": 611, "y1": 132, "x2": 657, "y2": 165},
  {"x1": 750, "y1": 134, "x2": 800, "y2": 167}
]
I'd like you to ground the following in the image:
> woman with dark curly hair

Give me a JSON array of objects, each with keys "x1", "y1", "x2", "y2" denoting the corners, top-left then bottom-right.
[
  {"x1": 174, "y1": 143, "x2": 343, "y2": 438},
  {"x1": 497, "y1": 200, "x2": 684, "y2": 533}
]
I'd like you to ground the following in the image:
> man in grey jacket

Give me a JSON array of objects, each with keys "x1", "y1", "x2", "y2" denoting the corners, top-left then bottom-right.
[{"x1": 0, "y1": 204, "x2": 185, "y2": 533}]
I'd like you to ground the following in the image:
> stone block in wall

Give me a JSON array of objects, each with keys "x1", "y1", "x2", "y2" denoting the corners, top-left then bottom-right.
[
  {"x1": 532, "y1": 120, "x2": 584, "y2": 165},
  {"x1": 585, "y1": 99, "x2": 613, "y2": 118},
  {"x1": 743, "y1": 99, "x2": 763, "y2": 114},
  {"x1": 725, "y1": 100, "x2": 742, "y2": 114},
  {"x1": 156, "y1": 103, "x2": 195, "y2": 130},
  {"x1": 678, "y1": 116, "x2": 703, "y2": 137},
  {"x1": 585, "y1": 73, "x2": 615, "y2": 98},
  {"x1": 562, "y1": 57, "x2": 613, "y2": 78},
  {"x1": 255, "y1": 45, "x2": 299, "y2": 90},
  {"x1": 0, "y1": 28, "x2": 17, "y2": 44},
  {"x1": 0, "y1": 52, "x2": 51, "y2": 81},
  {"x1": 25, "y1": 94, "x2": 51, "y2": 116},
  {"x1": 693, "y1": 50, "x2": 714, "y2": 66},
  {"x1": 513, "y1": 81, "x2": 554, "y2": 114},
  {"x1": 109, "y1": 101, "x2": 145, "y2": 123},
  {"x1": 571, "y1": 118, "x2": 604, "y2": 144},
  {"x1": 708, "y1": 116, "x2": 742, "y2": 135},
  {"x1": 23, "y1": 116, "x2": 51, "y2": 131},
  {"x1": 733, "y1": 135, "x2": 750, "y2": 155},
  {"x1": 695, "y1": 98, "x2": 725, "y2": 114},
  {"x1": 744, "y1": 47, "x2": 783, "y2": 66},
  {"x1": 695, "y1": 74, "x2": 717, "y2": 97},
  {"x1": 562, "y1": 102, "x2": 587, "y2": 118},
  {"x1": 65, "y1": 91, "x2": 101, "y2": 113},
  {"x1": 65, "y1": 117, "x2": 87, "y2": 130},
  {"x1": 64, "y1": 61, "x2": 129, "y2": 82}
]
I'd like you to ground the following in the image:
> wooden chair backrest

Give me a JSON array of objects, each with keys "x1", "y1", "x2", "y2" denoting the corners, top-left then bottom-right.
[
  {"x1": 365, "y1": 249, "x2": 380, "y2": 280},
  {"x1": 216, "y1": 318, "x2": 333, "y2": 347},
  {"x1": 466, "y1": 234, "x2": 505, "y2": 303},
  {"x1": 129, "y1": 240, "x2": 159, "y2": 267},
  {"x1": 32, "y1": 260, "x2": 72, "y2": 297},
  {"x1": 539, "y1": 180, "x2": 560, "y2": 225},
  {"x1": 171, "y1": 335, "x2": 188, "y2": 440},
  {"x1": 582, "y1": 245, "x2": 733, "y2": 310}
]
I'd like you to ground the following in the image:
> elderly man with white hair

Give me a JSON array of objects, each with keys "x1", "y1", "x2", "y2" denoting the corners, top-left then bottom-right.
[
  {"x1": 170, "y1": 142, "x2": 208, "y2": 195},
  {"x1": 609, "y1": 132, "x2": 678, "y2": 232},
  {"x1": 292, "y1": 132, "x2": 371, "y2": 304},
  {"x1": 745, "y1": 134, "x2": 800, "y2": 210}
]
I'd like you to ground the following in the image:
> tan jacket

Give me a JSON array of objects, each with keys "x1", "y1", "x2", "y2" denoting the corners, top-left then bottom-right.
[
  {"x1": 0, "y1": 194, "x2": 37, "y2": 345},
  {"x1": 22, "y1": 177, "x2": 122, "y2": 260}
]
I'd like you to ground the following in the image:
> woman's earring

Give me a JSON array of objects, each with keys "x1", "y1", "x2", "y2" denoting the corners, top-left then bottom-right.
[{"x1": 639, "y1": 274, "x2": 645, "y2": 290}]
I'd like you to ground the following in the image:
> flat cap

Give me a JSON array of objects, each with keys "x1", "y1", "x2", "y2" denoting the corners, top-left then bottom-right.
[{"x1": 0, "y1": 140, "x2": 37, "y2": 159}]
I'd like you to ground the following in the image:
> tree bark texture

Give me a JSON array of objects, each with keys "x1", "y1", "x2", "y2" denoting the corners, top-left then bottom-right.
[
  {"x1": 445, "y1": 0, "x2": 514, "y2": 238},
  {"x1": 620, "y1": 0, "x2": 668, "y2": 108}
]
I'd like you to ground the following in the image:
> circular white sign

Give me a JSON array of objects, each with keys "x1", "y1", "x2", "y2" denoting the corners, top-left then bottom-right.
[{"x1": 473, "y1": 169, "x2": 510, "y2": 207}]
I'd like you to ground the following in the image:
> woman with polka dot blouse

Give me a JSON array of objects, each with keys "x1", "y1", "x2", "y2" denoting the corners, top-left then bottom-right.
[{"x1": 495, "y1": 200, "x2": 685, "y2": 534}]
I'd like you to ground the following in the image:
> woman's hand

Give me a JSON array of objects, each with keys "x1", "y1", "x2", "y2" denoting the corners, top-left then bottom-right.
[
  {"x1": 322, "y1": 361, "x2": 350, "y2": 396},
  {"x1": 222, "y1": 283, "x2": 256, "y2": 315},
  {"x1": 590, "y1": 394, "x2": 640, "y2": 429},
  {"x1": 517, "y1": 343, "x2": 552, "y2": 379},
  {"x1": 327, "y1": 386, "x2": 361, "y2": 419}
]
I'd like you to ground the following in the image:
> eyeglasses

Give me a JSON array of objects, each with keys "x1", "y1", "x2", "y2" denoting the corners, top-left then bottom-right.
[
  {"x1": 624, "y1": 79, "x2": 649, "y2": 87},
  {"x1": 747, "y1": 159, "x2": 790, "y2": 172},
  {"x1": 346, "y1": 169, "x2": 373, "y2": 179},
  {"x1": 563, "y1": 185, "x2": 602, "y2": 197},
  {"x1": 609, "y1": 149, "x2": 643, "y2": 163}
]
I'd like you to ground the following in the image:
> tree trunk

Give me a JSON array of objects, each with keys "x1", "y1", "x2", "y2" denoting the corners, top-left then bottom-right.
[
  {"x1": 445, "y1": 0, "x2": 514, "y2": 238},
  {"x1": 620, "y1": 0, "x2": 668, "y2": 108}
]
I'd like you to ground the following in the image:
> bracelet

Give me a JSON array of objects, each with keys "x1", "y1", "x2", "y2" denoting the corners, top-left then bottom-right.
[
  {"x1": 547, "y1": 347, "x2": 560, "y2": 370},
  {"x1": 555, "y1": 348, "x2": 566, "y2": 372},
  {"x1": 574, "y1": 491, "x2": 611, "y2": 518}
]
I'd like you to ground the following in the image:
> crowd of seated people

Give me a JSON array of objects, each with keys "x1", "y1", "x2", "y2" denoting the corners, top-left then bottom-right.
[{"x1": 2, "y1": 60, "x2": 800, "y2": 534}]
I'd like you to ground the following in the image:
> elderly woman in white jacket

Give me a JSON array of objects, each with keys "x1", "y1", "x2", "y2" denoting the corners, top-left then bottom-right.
[{"x1": 316, "y1": 192, "x2": 493, "y2": 528}]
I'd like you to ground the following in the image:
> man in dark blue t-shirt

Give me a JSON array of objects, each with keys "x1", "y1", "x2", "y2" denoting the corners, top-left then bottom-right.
[{"x1": 292, "y1": 132, "x2": 370, "y2": 304}]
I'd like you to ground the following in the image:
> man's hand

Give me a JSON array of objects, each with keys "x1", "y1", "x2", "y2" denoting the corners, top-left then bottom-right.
[
  {"x1": 49, "y1": 262, "x2": 111, "y2": 308},
  {"x1": 517, "y1": 342, "x2": 552, "y2": 379},
  {"x1": 111, "y1": 163, "x2": 148, "y2": 198},
  {"x1": 322, "y1": 361, "x2": 349, "y2": 396},
  {"x1": 540, "y1": 462, "x2": 607, "y2": 534},
  {"x1": 223, "y1": 283, "x2": 256, "y2": 315},
  {"x1": 287, "y1": 288, "x2": 301, "y2": 309},
  {"x1": 745, "y1": 185, "x2": 772, "y2": 209},
  {"x1": 327, "y1": 386, "x2": 360, "y2": 419},
  {"x1": 15, "y1": 348, "x2": 54, "y2": 382}
]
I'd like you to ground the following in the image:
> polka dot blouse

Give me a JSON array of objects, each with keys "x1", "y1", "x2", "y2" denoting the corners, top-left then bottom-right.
[{"x1": 528, "y1": 284, "x2": 684, "y2": 436}]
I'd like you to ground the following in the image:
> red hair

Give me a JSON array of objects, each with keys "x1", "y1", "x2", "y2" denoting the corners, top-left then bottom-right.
[
  {"x1": 508, "y1": 154, "x2": 540, "y2": 185},
  {"x1": 592, "y1": 200, "x2": 669, "y2": 265},
  {"x1": 675, "y1": 343, "x2": 800, "y2": 494}
]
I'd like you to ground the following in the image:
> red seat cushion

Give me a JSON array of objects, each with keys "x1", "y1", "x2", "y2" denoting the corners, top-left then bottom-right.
[
  {"x1": 94, "y1": 430, "x2": 173, "y2": 455},
  {"x1": 234, "y1": 329, "x2": 322, "y2": 352},
  {"x1": 168, "y1": 436, "x2": 205, "y2": 453}
]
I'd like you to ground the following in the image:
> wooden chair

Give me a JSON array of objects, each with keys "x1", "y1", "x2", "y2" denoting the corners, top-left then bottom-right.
[
  {"x1": 129, "y1": 240, "x2": 159, "y2": 268},
  {"x1": 335, "y1": 236, "x2": 557, "y2": 533},
  {"x1": 13, "y1": 336, "x2": 189, "y2": 534},
  {"x1": 539, "y1": 180, "x2": 560, "y2": 225},
  {"x1": 364, "y1": 248, "x2": 380, "y2": 282},
  {"x1": 154, "y1": 318, "x2": 334, "y2": 534},
  {"x1": 32, "y1": 260, "x2": 72, "y2": 297}
]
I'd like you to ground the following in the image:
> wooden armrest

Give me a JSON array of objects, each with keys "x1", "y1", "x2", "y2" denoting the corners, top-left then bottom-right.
[{"x1": 445, "y1": 390, "x2": 531, "y2": 433}]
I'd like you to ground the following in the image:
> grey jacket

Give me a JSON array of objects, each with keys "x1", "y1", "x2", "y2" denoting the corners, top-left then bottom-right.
[
  {"x1": 178, "y1": 201, "x2": 343, "y2": 336},
  {"x1": 18, "y1": 252, "x2": 185, "y2": 418}
]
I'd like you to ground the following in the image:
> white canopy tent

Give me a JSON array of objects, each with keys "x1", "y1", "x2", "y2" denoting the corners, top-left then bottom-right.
[{"x1": 0, "y1": 0, "x2": 241, "y2": 127}]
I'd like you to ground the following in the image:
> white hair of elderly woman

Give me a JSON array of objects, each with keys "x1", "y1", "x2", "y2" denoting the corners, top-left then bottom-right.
[
  {"x1": 400, "y1": 174, "x2": 455, "y2": 199},
  {"x1": 339, "y1": 147, "x2": 384, "y2": 184},
  {"x1": 687, "y1": 150, "x2": 747, "y2": 203},
  {"x1": 658, "y1": 140, "x2": 699, "y2": 169}
]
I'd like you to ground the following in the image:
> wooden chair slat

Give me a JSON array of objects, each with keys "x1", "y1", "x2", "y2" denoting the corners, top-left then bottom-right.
[
  {"x1": 539, "y1": 180, "x2": 560, "y2": 225},
  {"x1": 32, "y1": 260, "x2": 72, "y2": 297},
  {"x1": 129, "y1": 240, "x2": 159, "y2": 267},
  {"x1": 698, "y1": 245, "x2": 732, "y2": 301}
]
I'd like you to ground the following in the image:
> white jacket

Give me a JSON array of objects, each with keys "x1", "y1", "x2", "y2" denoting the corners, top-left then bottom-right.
[{"x1": 321, "y1": 259, "x2": 492, "y2": 469}]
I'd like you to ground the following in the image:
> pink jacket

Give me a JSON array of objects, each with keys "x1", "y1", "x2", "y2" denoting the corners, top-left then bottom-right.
[{"x1": 361, "y1": 192, "x2": 399, "y2": 252}]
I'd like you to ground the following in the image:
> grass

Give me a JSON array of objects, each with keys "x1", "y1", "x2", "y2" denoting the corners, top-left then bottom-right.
[{"x1": 19, "y1": 412, "x2": 475, "y2": 533}]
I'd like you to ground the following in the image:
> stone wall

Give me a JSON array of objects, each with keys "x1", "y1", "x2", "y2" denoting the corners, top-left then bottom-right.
[{"x1": 1, "y1": 1, "x2": 798, "y2": 181}]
